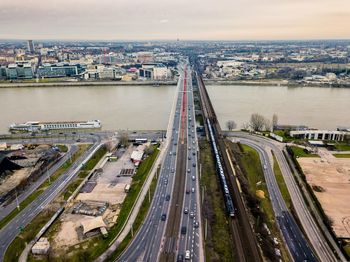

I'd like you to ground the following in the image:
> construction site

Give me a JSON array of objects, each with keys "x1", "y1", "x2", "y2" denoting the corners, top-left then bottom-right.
[
  {"x1": 39, "y1": 142, "x2": 150, "y2": 255},
  {"x1": 297, "y1": 148, "x2": 350, "y2": 238}
]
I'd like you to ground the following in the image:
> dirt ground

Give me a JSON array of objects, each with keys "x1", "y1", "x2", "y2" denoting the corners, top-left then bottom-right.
[
  {"x1": 298, "y1": 148, "x2": 350, "y2": 238},
  {"x1": 0, "y1": 168, "x2": 31, "y2": 195}
]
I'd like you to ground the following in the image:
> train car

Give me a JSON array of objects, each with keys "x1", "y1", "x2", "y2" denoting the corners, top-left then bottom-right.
[{"x1": 206, "y1": 119, "x2": 235, "y2": 217}]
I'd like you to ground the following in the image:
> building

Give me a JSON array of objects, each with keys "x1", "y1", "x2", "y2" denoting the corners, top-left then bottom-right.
[
  {"x1": 4, "y1": 63, "x2": 33, "y2": 80},
  {"x1": 31, "y1": 238, "x2": 50, "y2": 255},
  {"x1": 38, "y1": 63, "x2": 85, "y2": 78},
  {"x1": 290, "y1": 130, "x2": 348, "y2": 141},
  {"x1": 27, "y1": 40, "x2": 34, "y2": 54},
  {"x1": 138, "y1": 63, "x2": 169, "y2": 80}
]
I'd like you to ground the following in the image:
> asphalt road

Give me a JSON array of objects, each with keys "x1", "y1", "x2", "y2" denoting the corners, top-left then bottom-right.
[
  {"x1": 231, "y1": 132, "x2": 339, "y2": 262},
  {"x1": 118, "y1": 64, "x2": 203, "y2": 262},
  {"x1": 0, "y1": 139, "x2": 102, "y2": 261}
]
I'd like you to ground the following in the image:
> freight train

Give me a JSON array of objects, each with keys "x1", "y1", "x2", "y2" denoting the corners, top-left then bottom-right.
[{"x1": 206, "y1": 118, "x2": 235, "y2": 217}]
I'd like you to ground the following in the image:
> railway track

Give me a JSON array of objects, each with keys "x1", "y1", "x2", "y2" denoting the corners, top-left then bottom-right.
[{"x1": 196, "y1": 72, "x2": 262, "y2": 262}]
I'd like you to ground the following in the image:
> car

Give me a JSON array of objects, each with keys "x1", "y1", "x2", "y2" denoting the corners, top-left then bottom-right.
[
  {"x1": 181, "y1": 226, "x2": 187, "y2": 234},
  {"x1": 192, "y1": 140, "x2": 195, "y2": 144},
  {"x1": 165, "y1": 194, "x2": 171, "y2": 201},
  {"x1": 169, "y1": 151, "x2": 172, "y2": 155},
  {"x1": 191, "y1": 187, "x2": 195, "y2": 193},
  {"x1": 194, "y1": 221, "x2": 199, "y2": 228},
  {"x1": 192, "y1": 163, "x2": 196, "y2": 167},
  {"x1": 189, "y1": 212, "x2": 194, "y2": 219},
  {"x1": 188, "y1": 156, "x2": 191, "y2": 160},
  {"x1": 174, "y1": 142, "x2": 177, "y2": 146},
  {"x1": 187, "y1": 169, "x2": 190, "y2": 173},
  {"x1": 186, "y1": 189, "x2": 190, "y2": 194},
  {"x1": 185, "y1": 250, "x2": 191, "y2": 260},
  {"x1": 184, "y1": 208, "x2": 189, "y2": 214},
  {"x1": 161, "y1": 214, "x2": 167, "y2": 221},
  {"x1": 177, "y1": 254, "x2": 184, "y2": 262},
  {"x1": 192, "y1": 176, "x2": 195, "y2": 181},
  {"x1": 173, "y1": 151, "x2": 177, "y2": 155},
  {"x1": 76, "y1": 139, "x2": 81, "y2": 142},
  {"x1": 188, "y1": 146, "x2": 191, "y2": 150},
  {"x1": 164, "y1": 179, "x2": 168, "y2": 185},
  {"x1": 192, "y1": 151, "x2": 195, "y2": 156}
]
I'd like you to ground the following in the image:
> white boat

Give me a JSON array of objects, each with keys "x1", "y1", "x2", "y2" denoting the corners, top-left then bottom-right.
[{"x1": 9, "y1": 120, "x2": 101, "y2": 132}]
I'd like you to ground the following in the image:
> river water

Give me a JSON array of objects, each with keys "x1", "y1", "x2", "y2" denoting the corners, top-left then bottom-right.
[{"x1": 0, "y1": 84, "x2": 349, "y2": 134}]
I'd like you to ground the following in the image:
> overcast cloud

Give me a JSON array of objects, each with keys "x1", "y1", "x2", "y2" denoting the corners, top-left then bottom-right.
[{"x1": 0, "y1": 0, "x2": 349, "y2": 40}]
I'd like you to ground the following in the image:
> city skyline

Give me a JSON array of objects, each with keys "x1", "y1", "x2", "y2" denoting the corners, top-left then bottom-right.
[{"x1": 0, "y1": 0, "x2": 349, "y2": 40}]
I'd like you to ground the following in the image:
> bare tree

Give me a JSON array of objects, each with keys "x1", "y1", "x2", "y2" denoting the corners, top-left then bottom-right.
[
  {"x1": 264, "y1": 119, "x2": 272, "y2": 132},
  {"x1": 226, "y1": 120, "x2": 237, "y2": 131},
  {"x1": 119, "y1": 131, "x2": 129, "y2": 147},
  {"x1": 242, "y1": 122, "x2": 250, "y2": 131},
  {"x1": 272, "y1": 114, "x2": 278, "y2": 129},
  {"x1": 250, "y1": 113, "x2": 266, "y2": 131}
]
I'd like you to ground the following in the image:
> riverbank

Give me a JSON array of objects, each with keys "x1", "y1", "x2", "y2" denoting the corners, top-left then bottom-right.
[
  {"x1": 0, "y1": 80, "x2": 177, "y2": 88},
  {"x1": 204, "y1": 79, "x2": 350, "y2": 88}
]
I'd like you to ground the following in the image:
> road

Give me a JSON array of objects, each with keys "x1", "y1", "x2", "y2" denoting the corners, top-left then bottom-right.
[
  {"x1": 0, "y1": 138, "x2": 103, "y2": 261},
  {"x1": 237, "y1": 138, "x2": 317, "y2": 261},
  {"x1": 118, "y1": 63, "x2": 203, "y2": 262},
  {"x1": 0, "y1": 144, "x2": 78, "y2": 220},
  {"x1": 230, "y1": 132, "x2": 340, "y2": 262}
]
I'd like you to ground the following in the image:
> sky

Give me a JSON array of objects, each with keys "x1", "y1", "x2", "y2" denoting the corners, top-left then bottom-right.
[{"x1": 0, "y1": 0, "x2": 349, "y2": 40}]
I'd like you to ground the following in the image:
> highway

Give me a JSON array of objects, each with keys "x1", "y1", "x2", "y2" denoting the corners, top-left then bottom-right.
[
  {"x1": 118, "y1": 63, "x2": 203, "y2": 262},
  {"x1": 0, "y1": 138, "x2": 103, "y2": 261},
  {"x1": 230, "y1": 132, "x2": 340, "y2": 262}
]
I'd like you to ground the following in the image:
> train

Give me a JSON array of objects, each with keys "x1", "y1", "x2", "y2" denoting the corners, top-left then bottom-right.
[{"x1": 206, "y1": 118, "x2": 235, "y2": 217}]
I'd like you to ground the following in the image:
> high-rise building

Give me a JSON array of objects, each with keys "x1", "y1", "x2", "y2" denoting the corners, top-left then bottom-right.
[{"x1": 27, "y1": 40, "x2": 35, "y2": 54}]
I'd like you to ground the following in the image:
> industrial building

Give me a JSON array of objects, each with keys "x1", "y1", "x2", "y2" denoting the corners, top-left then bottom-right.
[{"x1": 290, "y1": 130, "x2": 349, "y2": 141}]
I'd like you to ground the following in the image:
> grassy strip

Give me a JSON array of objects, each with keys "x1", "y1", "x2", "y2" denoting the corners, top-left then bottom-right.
[
  {"x1": 333, "y1": 154, "x2": 350, "y2": 158},
  {"x1": 238, "y1": 144, "x2": 291, "y2": 261},
  {"x1": 289, "y1": 146, "x2": 319, "y2": 158},
  {"x1": 199, "y1": 140, "x2": 235, "y2": 262},
  {"x1": 334, "y1": 143, "x2": 350, "y2": 151},
  {"x1": 0, "y1": 144, "x2": 90, "y2": 231},
  {"x1": 4, "y1": 145, "x2": 105, "y2": 262},
  {"x1": 272, "y1": 154, "x2": 292, "y2": 209},
  {"x1": 106, "y1": 166, "x2": 160, "y2": 261}
]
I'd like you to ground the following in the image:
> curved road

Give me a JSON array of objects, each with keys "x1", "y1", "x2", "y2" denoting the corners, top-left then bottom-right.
[{"x1": 231, "y1": 132, "x2": 341, "y2": 262}]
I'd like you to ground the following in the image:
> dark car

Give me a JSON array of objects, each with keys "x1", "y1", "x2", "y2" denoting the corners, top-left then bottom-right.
[
  {"x1": 161, "y1": 214, "x2": 167, "y2": 221},
  {"x1": 186, "y1": 189, "x2": 190, "y2": 194},
  {"x1": 177, "y1": 254, "x2": 184, "y2": 262},
  {"x1": 165, "y1": 194, "x2": 171, "y2": 201},
  {"x1": 181, "y1": 226, "x2": 187, "y2": 235}
]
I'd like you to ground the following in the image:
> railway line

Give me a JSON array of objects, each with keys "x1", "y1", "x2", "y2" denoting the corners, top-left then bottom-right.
[{"x1": 196, "y1": 72, "x2": 262, "y2": 262}]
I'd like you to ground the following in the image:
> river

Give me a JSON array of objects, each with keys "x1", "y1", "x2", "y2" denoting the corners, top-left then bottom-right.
[{"x1": 0, "y1": 84, "x2": 349, "y2": 134}]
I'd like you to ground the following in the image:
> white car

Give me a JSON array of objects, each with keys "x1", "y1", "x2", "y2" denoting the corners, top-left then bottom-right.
[{"x1": 185, "y1": 250, "x2": 191, "y2": 260}]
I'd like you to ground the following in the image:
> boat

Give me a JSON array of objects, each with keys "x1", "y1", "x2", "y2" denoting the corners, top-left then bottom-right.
[{"x1": 9, "y1": 120, "x2": 101, "y2": 132}]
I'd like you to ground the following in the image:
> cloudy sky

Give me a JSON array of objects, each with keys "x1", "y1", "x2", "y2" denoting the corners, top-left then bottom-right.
[{"x1": 0, "y1": 0, "x2": 349, "y2": 40}]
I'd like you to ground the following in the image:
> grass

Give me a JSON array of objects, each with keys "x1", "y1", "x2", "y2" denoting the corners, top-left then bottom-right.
[
  {"x1": 105, "y1": 167, "x2": 160, "y2": 261},
  {"x1": 333, "y1": 143, "x2": 350, "y2": 151},
  {"x1": 272, "y1": 154, "x2": 292, "y2": 209},
  {"x1": 0, "y1": 144, "x2": 90, "y2": 231},
  {"x1": 333, "y1": 154, "x2": 350, "y2": 158},
  {"x1": 289, "y1": 146, "x2": 319, "y2": 158},
  {"x1": 239, "y1": 144, "x2": 291, "y2": 261},
  {"x1": 199, "y1": 140, "x2": 235, "y2": 262},
  {"x1": 55, "y1": 144, "x2": 68, "y2": 152}
]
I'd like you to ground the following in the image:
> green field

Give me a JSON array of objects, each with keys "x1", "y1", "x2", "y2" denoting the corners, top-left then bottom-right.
[
  {"x1": 333, "y1": 154, "x2": 350, "y2": 158},
  {"x1": 272, "y1": 154, "x2": 292, "y2": 209},
  {"x1": 289, "y1": 146, "x2": 319, "y2": 158}
]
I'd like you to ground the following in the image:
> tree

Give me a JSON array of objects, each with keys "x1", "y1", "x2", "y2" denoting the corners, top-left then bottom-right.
[
  {"x1": 119, "y1": 131, "x2": 129, "y2": 147},
  {"x1": 250, "y1": 113, "x2": 266, "y2": 131},
  {"x1": 226, "y1": 120, "x2": 237, "y2": 131},
  {"x1": 272, "y1": 114, "x2": 278, "y2": 129}
]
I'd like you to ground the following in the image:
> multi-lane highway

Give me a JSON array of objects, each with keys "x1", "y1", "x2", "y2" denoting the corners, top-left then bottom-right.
[
  {"x1": 0, "y1": 138, "x2": 102, "y2": 261},
  {"x1": 118, "y1": 63, "x2": 203, "y2": 262},
  {"x1": 231, "y1": 132, "x2": 341, "y2": 262}
]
